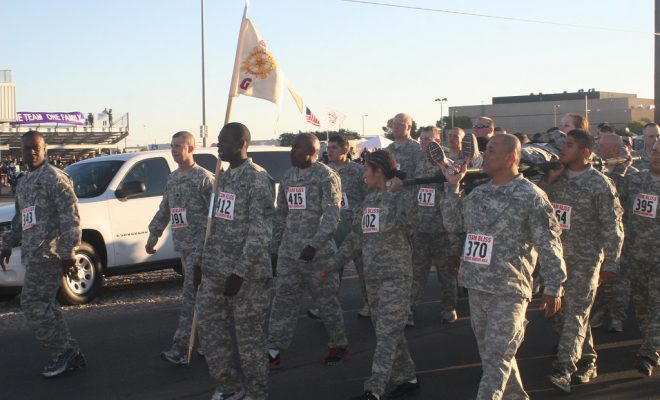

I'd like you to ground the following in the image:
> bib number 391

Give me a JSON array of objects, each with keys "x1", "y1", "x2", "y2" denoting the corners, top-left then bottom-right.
[
  {"x1": 633, "y1": 193, "x2": 657, "y2": 218},
  {"x1": 287, "y1": 187, "x2": 307, "y2": 210},
  {"x1": 22, "y1": 206, "x2": 36, "y2": 231},
  {"x1": 170, "y1": 208, "x2": 188, "y2": 228},
  {"x1": 463, "y1": 233, "x2": 493, "y2": 265},
  {"x1": 215, "y1": 192, "x2": 236, "y2": 220},
  {"x1": 552, "y1": 203, "x2": 572, "y2": 230},
  {"x1": 361, "y1": 208, "x2": 380, "y2": 233}
]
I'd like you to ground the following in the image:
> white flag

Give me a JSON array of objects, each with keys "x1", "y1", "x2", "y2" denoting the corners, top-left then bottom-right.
[{"x1": 326, "y1": 108, "x2": 346, "y2": 129}]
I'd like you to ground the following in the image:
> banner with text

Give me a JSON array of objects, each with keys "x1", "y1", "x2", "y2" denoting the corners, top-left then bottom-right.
[{"x1": 11, "y1": 112, "x2": 86, "y2": 125}]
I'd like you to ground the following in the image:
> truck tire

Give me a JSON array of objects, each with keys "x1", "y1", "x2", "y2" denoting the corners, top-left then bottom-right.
[{"x1": 58, "y1": 242, "x2": 103, "y2": 305}]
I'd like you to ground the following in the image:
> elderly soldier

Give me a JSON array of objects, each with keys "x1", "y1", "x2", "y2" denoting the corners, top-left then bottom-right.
[
  {"x1": 408, "y1": 126, "x2": 458, "y2": 327},
  {"x1": 326, "y1": 150, "x2": 419, "y2": 400},
  {"x1": 196, "y1": 123, "x2": 275, "y2": 400},
  {"x1": 385, "y1": 113, "x2": 420, "y2": 180},
  {"x1": 541, "y1": 130, "x2": 624, "y2": 392},
  {"x1": 146, "y1": 131, "x2": 213, "y2": 364},
  {"x1": 441, "y1": 134, "x2": 567, "y2": 400},
  {"x1": 1, "y1": 131, "x2": 84, "y2": 377},
  {"x1": 267, "y1": 133, "x2": 348, "y2": 367},
  {"x1": 590, "y1": 133, "x2": 637, "y2": 333},
  {"x1": 634, "y1": 122, "x2": 660, "y2": 171},
  {"x1": 620, "y1": 140, "x2": 660, "y2": 376}
]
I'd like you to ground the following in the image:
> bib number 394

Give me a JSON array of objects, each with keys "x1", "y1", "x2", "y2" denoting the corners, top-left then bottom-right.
[
  {"x1": 287, "y1": 187, "x2": 307, "y2": 210},
  {"x1": 215, "y1": 192, "x2": 236, "y2": 220},
  {"x1": 633, "y1": 193, "x2": 657, "y2": 218},
  {"x1": 22, "y1": 206, "x2": 36, "y2": 231},
  {"x1": 463, "y1": 233, "x2": 493, "y2": 265},
  {"x1": 361, "y1": 208, "x2": 380, "y2": 233},
  {"x1": 170, "y1": 208, "x2": 188, "y2": 228},
  {"x1": 552, "y1": 203, "x2": 572, "y2": 230}
]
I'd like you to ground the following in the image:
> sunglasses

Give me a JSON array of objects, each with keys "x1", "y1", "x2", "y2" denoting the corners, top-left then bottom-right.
[{"x1": 473, "y1": 124, "x2": 491, "y2": 129}]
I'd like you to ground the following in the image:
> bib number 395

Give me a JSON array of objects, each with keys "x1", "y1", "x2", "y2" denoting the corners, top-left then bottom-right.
[
  {"x1": 463, "y1": 233, "x2": 493, "y2": 265},
  {"x1": 633, "y1": 193, "x2": 657, "y2": 218}
]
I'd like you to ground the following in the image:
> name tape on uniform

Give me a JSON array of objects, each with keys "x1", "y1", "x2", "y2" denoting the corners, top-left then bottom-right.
[
  {"x1": 417, "y1": 187, "x2": 435, "y2": 207},
  {"x1": 633, "y1": 193, "x2": 657, "y2": 218},
  {"x1": 361, "y1": 207, "x2": 380, "y2": 233},
  {"x1": 170, "y1": 208, "x2": 188, "y2": 228},
  {"x1": 215, "y1": 192, "x2": 236, "y2": 220},
  {"x1": 552, "y1": 203, "x2": 572, "y2": 230},
  {"x1": 463, "y1": 233, "x2": 493, "y2": 265},
  {"x1": 287, "y1": 187, "x2": 307, "y2": 210},
  {"x1": 22, "y1": 206, "x2": 36, "y2": 231}
]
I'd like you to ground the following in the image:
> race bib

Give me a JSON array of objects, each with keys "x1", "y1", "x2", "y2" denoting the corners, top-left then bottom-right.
[
  {"x1": 340, "y1": 192, "x2": 349, "y2": 209},
  {"x1": 361, "y1": 208, "x2": 380, "y2": 233},
  {"x1": 552, "y1": 203, "x2": 572, "y2": 230},
  {"x1": 463, "y1": 233, "x2": 493, "y2": 265},
  {"x1": 396, "y1": 163, "x2": 401, "y2": 170},
  {"x1": 633, "y1": 193, "x2": 657, "y2": 218},
  {"x1": 287, "y1": 187, "x2": 307, "y2": 210},
  {"x1": 170, "y1": 208, "x2": 188, "y2": 228},
  {"x1": 21, "y1": 206, "x2": 36, "y2": 231},
  {"x1": 417, "y1": 187, "x2": 435, "y2": 207},
  {"x1": 215, "y1": 192, "x2": 236, "y2": 220}
]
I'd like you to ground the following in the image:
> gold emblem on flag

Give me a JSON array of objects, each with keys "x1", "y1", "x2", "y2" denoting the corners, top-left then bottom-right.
[{"x1": 241, "y1": 47, "x2": 277, "y2": 79}]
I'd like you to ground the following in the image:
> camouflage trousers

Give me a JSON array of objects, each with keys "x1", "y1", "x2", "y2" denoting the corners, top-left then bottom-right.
[
  {"x1": 196, "y1": 275, "x2": 272, "y2": 400},
  {"x1": 21, "y1": 261, "x2": 78, "y2": 357},
  {"x1": 553, "y1": 261, "x2": 598, "y2": 372},
  {"x1": 335, "y1": 216, "x2": 368, "y2": 307},
  {"x1": 411, "y1": 232, "x2": 456, "y2": 311},
  {"x1": 364, "y1": 274, "x2": 416, "y2": 396},
  {"x1": 170, "y1": 250, "x2": 198, "y2": 353},
  {"x1": 629, "y1": 258, "x2": 660, "y2": 364},
  {"x1": 468, "y1": 289, "x2": 530, "y2": 400},
  {"x1": 267, "y1": 254, "x2": 348, "y2": 350},
  {"x1": 592, "y1": 263, "x2": 630, "y2": 321}
]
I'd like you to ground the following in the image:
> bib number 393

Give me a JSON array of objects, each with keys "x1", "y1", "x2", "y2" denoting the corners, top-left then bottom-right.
[
  {"x1": 552, "y1": 203, "x2": 572, "y2": 230},
  {"x1": 633, "y1": 193, "x2": 657, "y2": 218},
  {"x1": 463, "y1": 233, "x2": 493, "y2": 265},
  {"x1": 287, "y1": 187, "x2": 307, "y2": 210},
  {"x1": 361, "y1": 208, "x2": 380, "y2": 233},
  {"x1": 170, "y1": 208, "x2": 188, "y2": 228},
  {"x1": 22, "y1": 206, "x2": 36, "y2": 231},
  {"x1": 215, "y1": 192, "x2": 236, "y2": 220}
]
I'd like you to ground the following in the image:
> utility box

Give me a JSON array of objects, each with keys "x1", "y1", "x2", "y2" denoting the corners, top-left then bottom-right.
[{"x1": 0, "y1": 70, "x2": 16, "y2": 123}]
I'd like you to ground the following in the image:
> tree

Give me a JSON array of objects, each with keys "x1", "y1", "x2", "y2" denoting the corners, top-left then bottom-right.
[
  {"x1": 278, "y1": 133, "x2": 296, "y2": 147},
  {"x1": 278, "y1": 129, "x2": 360, "y2": 146},
  {"x1": 627, "y1": 120, "x2": 646, "y2": 135},
  {"x1": 437, "y1": 116, "x2": 473, "y2": 130},
  {"x1": 382, "y1": 118, "x2": 419, "y2": 140}
]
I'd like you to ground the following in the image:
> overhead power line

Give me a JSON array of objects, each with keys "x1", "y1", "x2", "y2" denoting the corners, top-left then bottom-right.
[{"x1": 339, "y1": 0, "x2": 660, "y2": 36}]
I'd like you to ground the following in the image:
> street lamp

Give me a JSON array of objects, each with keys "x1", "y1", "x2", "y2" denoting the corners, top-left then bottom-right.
[
  {"x1": 553, "y1": 104, "x2": 561, "y2": 127},
  {"x1": 435, "y1": 98, "x2": 447, "y2": 129},
  {"x1": 362, "y1": 114, "x2": 368, "y2": 137}
]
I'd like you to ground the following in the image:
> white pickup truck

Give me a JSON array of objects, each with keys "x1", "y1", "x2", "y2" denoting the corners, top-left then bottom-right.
[{"x1": 0, "y1": 146, "x2": 290, "y2": 304}]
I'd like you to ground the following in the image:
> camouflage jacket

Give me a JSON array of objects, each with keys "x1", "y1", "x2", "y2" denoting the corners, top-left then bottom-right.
[
  {"x1": 386, "y1": 138, "x2": 421, "y2": 179},
  {"x1": 633, "y1": 149, "x2": 650, "y2": 171},
  {"x1": 441, "y1": 175, "x2": 567, "y2": 298},
  {"x1": 147, "y1": 164, "x2": 214, "y2": 257},
  {"x1": 3, "y1": 162, "x2": 81, "y2": 263},
  {"x1": 620, "y1": 170, "x2": 660, "y2": 264},
  {"x1": 540, "y1": 165, "x2": 624, "y2": 275},
  {"x1": 271, "y1": 162, "x2": 341, "y2": 258},
  {"x1": 334, "y1": 189, "x2": 418, "y2": 279},
  {"x1": 202, "y1": 159, "x2": 275, "y2": 280},
  {"x1": 413, "y1": 154, "x2": 449, "y2": 234},
  {"x1": 329, "y1": 160, "x2": 367, "y2": 220}
]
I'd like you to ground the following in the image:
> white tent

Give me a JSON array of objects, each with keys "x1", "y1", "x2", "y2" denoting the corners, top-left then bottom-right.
[{"x1": 356, "y1": 135, "x2": 392, "y2": 150}]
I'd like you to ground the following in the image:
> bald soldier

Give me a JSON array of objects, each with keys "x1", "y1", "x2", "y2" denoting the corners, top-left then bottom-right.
[
  {"x1": 385, "y1": 113, "x2": 421, "y2": 181},
  {"x1": 441, "y1": 134, "x2": 567, "y2": 400},
  {"x1": 634, "y1": 123, "x2": 660, "y2": 171},
  {"x1": 267, "y1": 133, "x2": 349, "y2": 367}
]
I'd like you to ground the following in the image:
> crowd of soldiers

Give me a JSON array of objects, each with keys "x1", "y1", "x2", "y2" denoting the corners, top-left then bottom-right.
[{"x1": 0, "y1": 111, "x2": 657, "y2": 400}]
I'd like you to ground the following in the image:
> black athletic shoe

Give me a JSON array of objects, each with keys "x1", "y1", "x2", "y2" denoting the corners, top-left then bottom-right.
[
  {"x1": 387, "y1": 379, "x2": 420, "y2": 399},
  {"x1": 268, "y1": 353, "x2": 281, "y2": 369},
  {"x1": 350, "y1": 391, "x2": 379, "y2": 400},
  {"x1": 324, "y1": 347, "x2": 349, "y2": 366},
  {"x1": 634, "y1": 356, "x2": 654, "y2": 377},
  {"x1": 42, "y1": 348, "x2": 86, "y2": 378},
  {"x1": 307, "y1": 308, "x2": 321, "y2": 320}
]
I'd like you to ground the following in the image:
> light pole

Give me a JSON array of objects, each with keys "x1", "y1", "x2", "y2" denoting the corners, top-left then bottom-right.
[
  {"x1": 362, "y1": 114, "x2": 368, "y2": 137},
  {"x1": 435, "y1": 98, "x2": 447, "y2": 130},
  {"x1": 553, "y1": 104, "x2": 561, "y2": 127},
  {"x1": 451, "y1": 110, "x2": 457, "y2": 128},
  {"x1": 200, "y1": 0, "x2": 208, "y2": 147}
]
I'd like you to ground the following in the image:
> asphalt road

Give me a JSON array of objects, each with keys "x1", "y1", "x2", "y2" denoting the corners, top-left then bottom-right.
[{"x1": 0, "y1": 272, "x2": 658, "y2": 400}]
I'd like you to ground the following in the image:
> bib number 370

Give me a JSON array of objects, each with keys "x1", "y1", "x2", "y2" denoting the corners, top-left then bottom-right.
[{"x1": 463, "y1": 233, "x2": 493, "y2": 265}]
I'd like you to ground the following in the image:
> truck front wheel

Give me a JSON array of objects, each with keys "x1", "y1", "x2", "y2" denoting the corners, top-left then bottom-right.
[{"x1": 58, "y1": 242, "x2": 103, "y2": 305}]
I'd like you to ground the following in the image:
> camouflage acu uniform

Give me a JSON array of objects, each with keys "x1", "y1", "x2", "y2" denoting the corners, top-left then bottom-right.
[
  {"x1": 620, "y1": 171, "x2": 660, "y2": 365},
  {"x1": 540, "y1": 166, "x2": 624, "y2": 372},
  {"x1": 410, "y1": 154, "x2": 457, "y2": 312},
  {"x1": 147, "y1": 164, "x2": 213, "y2": 354},
  {"x1": 268, "y1": 162, "x2": 348, "y2": 351},
  {"x1": 385, "y1": 138, "x2": 420, "y2": 179},
  {"x1": 196, "y1": 159, "x2": 275, "y2": 400},
  {"x1": 2, "y1": 162, "x2": 82, "y2": 357},
  {"x1": 441, "y1": 175, "x2": 567, "y2": 400},
  {"x1": 633, "y1": 149, "x2": 651, "y2": 171},
  {"x1": 334, "y1": 189, "x2": 418, "y2": 396}
]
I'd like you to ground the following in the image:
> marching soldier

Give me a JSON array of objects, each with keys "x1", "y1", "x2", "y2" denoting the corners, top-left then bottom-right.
[
  {"x1": 267, "y1": 133, "x2": 348, "y2": 367},
  {"x1": 634, "y1": 122, "x2": 660, "y2": 171},
  {"x1": 385, "y1": 113, "x2": 420, "y2": 180},
  {"x1": 146, "y1": 131, "x2": 213, "y2": 364},
  {"x1": 441, "y1": 134, "x2": 567, "y2": 400},
  {"x1": 1, "y1": 131, "x2": 84, "y2": 377},
  {"x1": 196, "y1": 123, "x2": 275, "y2": 400}
]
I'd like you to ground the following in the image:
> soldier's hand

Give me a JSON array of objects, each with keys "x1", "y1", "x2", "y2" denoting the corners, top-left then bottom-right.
[
  {"x1": 0, "y1": 249, "x2": 11, "y2": 271},
  {"x1": 223, "y1": 273, "x2": 244, "y2": 297},
  {"x1": 389, "y1": 177, "x2": 403, "y2": 193},
  {"x1": 443, "y1": 163, "x2": 467, "y2": 186},
  {"x1": 145, "y1": 243, "x2": 156, "y2": 254},
  {"x1": 299, "y1": 245, "x2": 316, "y2": 262},
  {"x1": 193, "y1": 265, "x2": 202, "y2": 290},
  {"x1": 270, "y1": 253, "x2": 278, "y2": 277},
  {"x1": 320, "y1": 266, "x2": 331, "y2": 285},
  {"x1": 540, "y1": 294, "x2": 561, "y2": 317},
  {"x1": 448, "y1": 255, "x2": 461, "y2": 277},
  {"x1": 599, "y1": 270, "x2": 617, "y2": 285},
  {"x1": 545, "y1": 164, "x2": 564, "y2": 185},
  {"x1": 61, "y1": 258, "x2": 77, "y2": 281}
]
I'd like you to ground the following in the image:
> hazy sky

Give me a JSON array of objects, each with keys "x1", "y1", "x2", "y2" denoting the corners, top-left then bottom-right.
[{"x1": 1, "y1": 0, "x2": 655, "y2": 146}]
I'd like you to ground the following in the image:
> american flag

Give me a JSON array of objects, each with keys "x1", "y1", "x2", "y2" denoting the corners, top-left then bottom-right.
[{"x1": 305, "y1": 107, "x2": 321, "y2": 127}]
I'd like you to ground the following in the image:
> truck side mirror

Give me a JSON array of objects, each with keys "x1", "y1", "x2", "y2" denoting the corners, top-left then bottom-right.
[{"x1": 115, "y1": 180, "x2": 146, "y2": 199}]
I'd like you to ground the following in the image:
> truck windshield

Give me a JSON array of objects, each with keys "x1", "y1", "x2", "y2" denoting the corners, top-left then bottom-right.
[{"x1": 65, "y1": 160, "x2": 125, "y2": 198}]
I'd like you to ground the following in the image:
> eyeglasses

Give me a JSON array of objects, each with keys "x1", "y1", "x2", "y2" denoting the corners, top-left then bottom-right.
[{"x1": 473, "y1": 124, "x2": 491, "y2": 129}]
